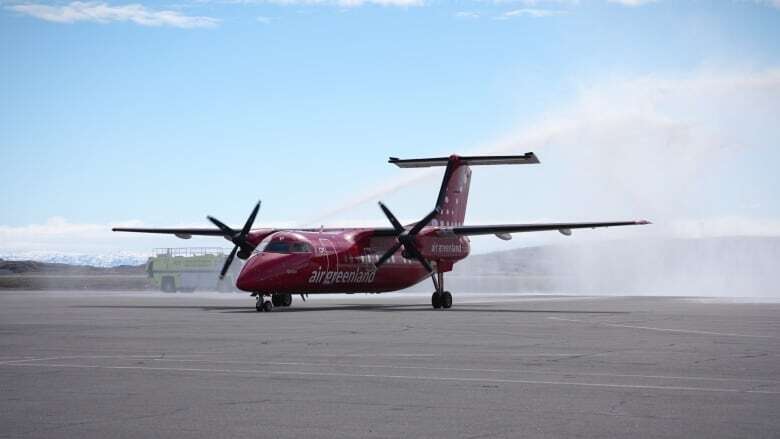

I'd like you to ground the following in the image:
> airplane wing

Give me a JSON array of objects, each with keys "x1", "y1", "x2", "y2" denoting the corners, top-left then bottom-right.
[
  {"x1": 445, "y1": 220, "x2": 650, "y2": 236},
  {"x1": 111, "y1": 227, "x2": 228, "y2": 238},
  {"x1": 111, "y1": 226, "x2": 402, "y2": 238}
]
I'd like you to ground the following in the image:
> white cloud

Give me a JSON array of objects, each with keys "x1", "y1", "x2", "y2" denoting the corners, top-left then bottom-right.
[
  {"x1": 454, "y1": 11, "x2": 480, "y2": 19},
  {"x1": 256, "y1": 15, "x2": 274, "y2": 23},
  {"x1": 606, "y1": 0, "x2": 657, "y2": 6},
  {"x1": 0, "y1": 217, "x2": 146, "y2": 253},
  {"x1": 336, "y1": 0, "x2": 422, "y2": 5},
  {"x1": 489, "y1": 0, "x2": 578, "y2": 4},
  {"x1": 259, "y1": 0, "x2": 423, "y2": 6},
  {"x1": 498, "y1": 8, "x2": 566, "y2": 18},
  {"x1": 751, "y1": 0, "x2": 780, "y2": 9},
  {"x1": 8, "y1": 2, "x2": 220, "y2": 28}
]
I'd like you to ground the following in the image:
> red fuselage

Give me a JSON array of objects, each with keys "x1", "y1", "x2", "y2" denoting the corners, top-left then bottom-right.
[{"x1": 235, "y1": 228, "x2": 469, "y2": 294}]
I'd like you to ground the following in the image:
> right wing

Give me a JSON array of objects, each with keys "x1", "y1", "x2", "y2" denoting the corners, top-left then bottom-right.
[{"x1": 448, "y1": 220, "x2": 651, "y2": 236}]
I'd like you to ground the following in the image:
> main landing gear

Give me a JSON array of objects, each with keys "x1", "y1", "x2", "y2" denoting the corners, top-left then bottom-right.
[
  {"x1": 430, "y1": 271, "x2": 453, "y2": 310},
  {"x1": 271, "y1": 293, "x2": 292, "y2": 308},
  {"x1": 254, "y1": 293, "x2": 293, "y2": 312}
]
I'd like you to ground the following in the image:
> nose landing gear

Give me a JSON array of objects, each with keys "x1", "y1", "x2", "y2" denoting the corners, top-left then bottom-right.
[{"x1": 255, "y1": 295, "x2": 273, "y2": 312}]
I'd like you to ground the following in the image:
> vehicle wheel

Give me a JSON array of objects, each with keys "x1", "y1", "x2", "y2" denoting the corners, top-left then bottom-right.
[
  {"x1": 281, "y1": 293, "x2": 292, "y2": 307},
  {"x1": 271, "y1": 294, "x2": 282, "y2": 307},
  {"x1": 431, "y1": 292, "x2": 442, "y2": 309},
  {"x1": 255, "y1": 301, "x2": 263, "y2": 312},
  {"x1": 161, "y1": 276, "x2": 175, "y2": 293},
  {"x1": 441, "y1": 291, "x2": 453, "y2": 309},
  {"x1": 262, "y1": 301, "x2": 273, "y2": 312}
]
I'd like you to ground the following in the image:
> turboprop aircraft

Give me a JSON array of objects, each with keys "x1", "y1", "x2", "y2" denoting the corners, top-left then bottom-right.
[{"x1": 114, "y1": 153, "x2": 650, "y2": 312}]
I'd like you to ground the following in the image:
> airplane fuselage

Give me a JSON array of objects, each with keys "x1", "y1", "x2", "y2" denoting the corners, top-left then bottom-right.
[{"x1": 236, "y1": 228, "x2": 470, "y2": 294}]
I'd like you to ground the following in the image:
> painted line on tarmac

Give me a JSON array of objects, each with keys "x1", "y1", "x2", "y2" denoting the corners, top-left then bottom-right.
[
  {"x1": 149, "y1": 358, "x2": 780, "y2": 384},
  {"x1": 8, "y1": 355, "x2": 778, "y2": 384},
  {"x1": 548, "y1": 317, "x2": 776, "y2": 339},
  {"x1": 3, "y1": 362, "x2": 778, "y2": 395},
  {"x1": 0, "y1": 355, "x2": 186, "y2": 365}
]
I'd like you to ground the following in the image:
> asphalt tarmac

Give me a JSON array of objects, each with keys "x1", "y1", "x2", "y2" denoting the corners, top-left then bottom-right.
[{"x1": 1, "y1": 290, "x2": 778, "y2": 438}]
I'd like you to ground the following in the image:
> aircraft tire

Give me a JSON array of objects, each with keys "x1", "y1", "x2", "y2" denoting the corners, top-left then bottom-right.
[
  {"x1": 441, "y1": 291, "x2": 453, "y2": 309},
  {"x1": 271, "y1": 294, "x2": 282, "y2": 307},
  {"x1": 262, "y1": 301, "x2": 273, "y2": 312},
  {"x1": 255, "y1": 301, "x2": 263, "y2": 312},
  {"x1": 281, "y1": 293, "x2": 292, "y2": 307},
  {"x1": 431, "y1": 292, "x2": 442, "y2": 309}
]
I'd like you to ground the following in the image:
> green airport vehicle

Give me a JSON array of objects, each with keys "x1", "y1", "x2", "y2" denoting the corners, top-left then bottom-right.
[{"x1": 146, "y1": 247, "x2": 240, "y2": 293}]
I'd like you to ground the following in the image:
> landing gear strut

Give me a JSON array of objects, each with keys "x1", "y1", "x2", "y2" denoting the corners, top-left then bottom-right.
[
  {"x1": 255, "y1": 294, "x2": 274, "y2": 312},
  {"x1": 431, "y1": 271, "x2": 452, "y2": 310}
]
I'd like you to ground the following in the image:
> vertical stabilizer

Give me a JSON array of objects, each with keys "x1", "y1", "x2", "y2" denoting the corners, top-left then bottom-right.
[
  {"x1": 387, "y1": 153, "x2": 539, "y2": 227},
  {"x1": 433, "y1": 157, "x2": 471, "y2": 226}
]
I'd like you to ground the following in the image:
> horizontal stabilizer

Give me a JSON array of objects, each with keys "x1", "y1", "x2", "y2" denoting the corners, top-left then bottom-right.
[{"x1": 388, "y1": 153, "x2": 539, "y2": 168}]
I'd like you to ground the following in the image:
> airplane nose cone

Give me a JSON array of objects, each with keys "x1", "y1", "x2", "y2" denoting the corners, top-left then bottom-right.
[
  {"x1": 236, "y1": 256, "x2": 262, "y2": 292},
  {"x1": 235, "y1": 253, "x2": 301, "y2": 292}
]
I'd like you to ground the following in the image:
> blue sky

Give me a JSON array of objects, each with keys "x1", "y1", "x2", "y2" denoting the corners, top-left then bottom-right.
[{"x1": 1, "y1": 0, "x2": 779, "y2": 255}]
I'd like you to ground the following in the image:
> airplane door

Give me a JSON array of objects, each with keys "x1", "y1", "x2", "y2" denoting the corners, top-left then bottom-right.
[{"x1": 316, "y1": 238, "x2": 338, "y2": 272}]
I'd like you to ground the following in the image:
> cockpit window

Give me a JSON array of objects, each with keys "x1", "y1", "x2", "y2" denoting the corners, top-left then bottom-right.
[
  {"x1": 264, "y1": 241, "x2": 292, "y2": 253},
  {"x1": 290, "y1": 242, "x2": 312, "y2": 253},
  {"x1": 256, "y1": 237, "x2": 312, "y2": 254}
]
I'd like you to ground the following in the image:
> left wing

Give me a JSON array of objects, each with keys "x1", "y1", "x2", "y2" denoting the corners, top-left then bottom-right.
[
  {"x1": 445, "y1": 220, "x2": 650, "y2": 236},
  {"x1": 111, "y1": 227, "x2": 230, "y2": 238}
]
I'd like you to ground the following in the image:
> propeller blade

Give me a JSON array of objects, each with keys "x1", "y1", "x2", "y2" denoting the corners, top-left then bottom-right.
[
  {"x1": 240, "y1": 201, "x2": 261, "y2": 238},
  {"x1": 220, "y1": 245, "x2": 239, "y2": 279},
  {"x1": 207, "y1": 216, "x2": 235, "y2": 237},
  {"x1": 408, "y1": 207, "x2": 439, "y2": 236},
  {"x1": 378, "y1": 202, "x2": 405, "y2": 233},
  {"x1": 374, "y1": 241, "x2": 403, "y2": 269},
  {"x1": 403, "y1": 243, "x2": 433, "y2": 273}
]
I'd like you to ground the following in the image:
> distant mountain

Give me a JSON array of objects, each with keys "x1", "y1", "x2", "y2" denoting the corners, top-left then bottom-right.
[
  {"x1": 0, "y1": 259, "x2": 144, "y2": 275},
  {"x1": 0, "y1": 251, "x2": 150, "y2": 268}
]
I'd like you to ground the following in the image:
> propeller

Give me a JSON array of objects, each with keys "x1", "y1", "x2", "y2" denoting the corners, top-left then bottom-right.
[
  {"x1": 207, "y1": 201, "x2": 261, "y2": 279},
  {"x1": 374, "y1": 202, "x2": 440, "y2": 273}
]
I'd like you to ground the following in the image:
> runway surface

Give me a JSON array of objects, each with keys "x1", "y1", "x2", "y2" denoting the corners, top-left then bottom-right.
[{"x1": 1, "y1": 290, "x2": 779, "y2": 438}]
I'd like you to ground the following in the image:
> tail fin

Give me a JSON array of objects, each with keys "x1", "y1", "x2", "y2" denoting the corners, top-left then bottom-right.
[{"x1": 388, "y1": 153, "x2": 540, "y2": 227}]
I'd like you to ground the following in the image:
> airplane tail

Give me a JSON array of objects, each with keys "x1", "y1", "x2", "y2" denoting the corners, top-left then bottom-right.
[{"x1": 388, "y1": 153, "x2": 540, "y2": 227}]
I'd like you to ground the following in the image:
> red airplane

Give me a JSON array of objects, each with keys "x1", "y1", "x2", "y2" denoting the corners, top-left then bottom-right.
[{"x1": 114, "y1": 153, "x2": 649, "y2": 312}]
